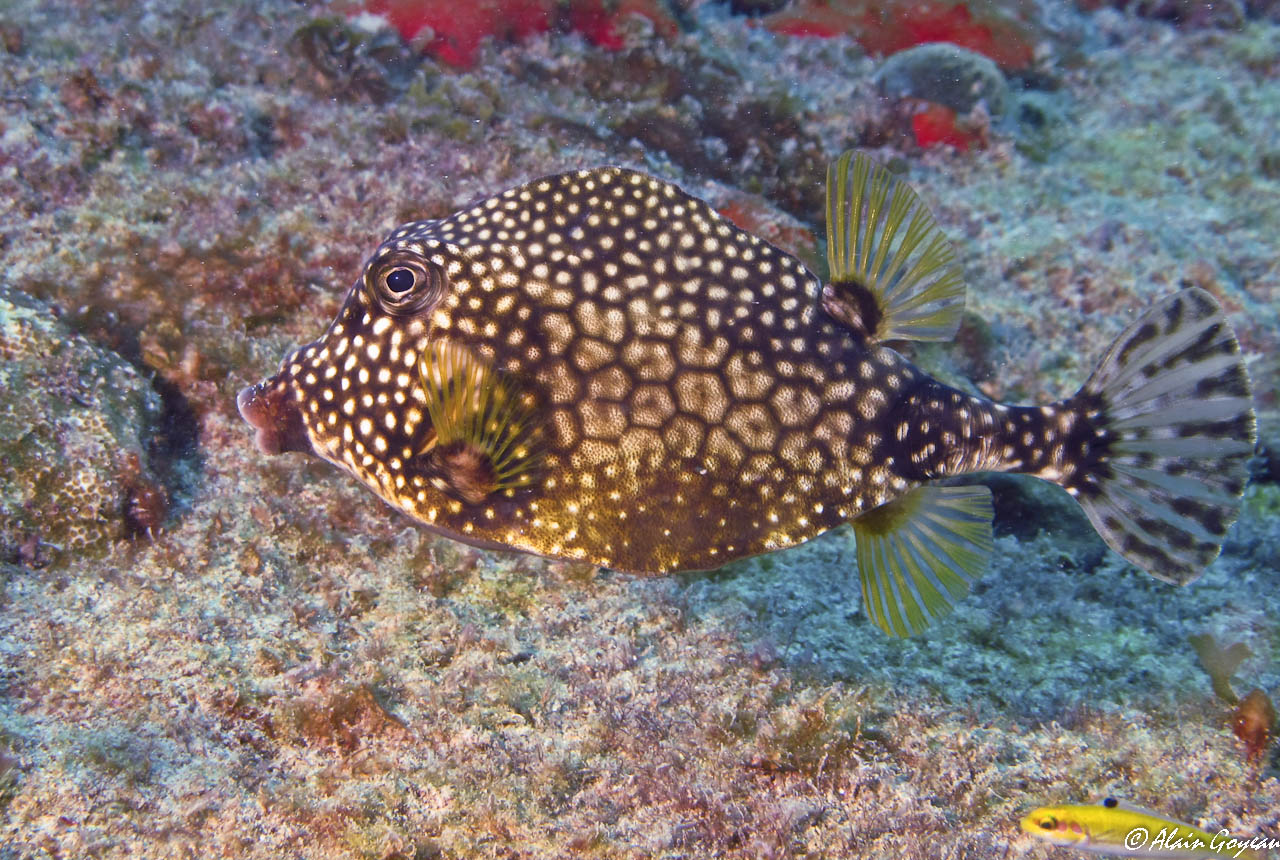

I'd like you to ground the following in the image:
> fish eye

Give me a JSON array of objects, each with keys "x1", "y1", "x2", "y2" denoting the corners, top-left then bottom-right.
[
  {"x1": 369, "y1": 256, "x2": 446, "y2": 315},
  {"x1": 1038, "y1": 817, "x2": 1056, "y2": 830},
  {"x1": 385, "y1": 266, "x2": 416, "y2": 293}
]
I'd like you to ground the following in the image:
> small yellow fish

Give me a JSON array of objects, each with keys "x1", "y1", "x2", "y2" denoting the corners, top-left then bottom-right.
[
  {"x1": 238, "y1": 151, "x2": 1256, "y2": 635},
  {"x1": 1021, "y1": 797, "x2": 1271, "y2": 859}
]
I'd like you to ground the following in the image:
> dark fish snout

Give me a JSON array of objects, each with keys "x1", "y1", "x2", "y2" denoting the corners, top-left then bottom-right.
[{"x1": 237, "y1": 378, "x2": 312, "y2": 456}]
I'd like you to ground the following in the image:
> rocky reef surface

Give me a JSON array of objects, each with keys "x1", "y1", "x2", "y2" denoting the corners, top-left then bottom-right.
[{"x1": 0, "y1": 0, "x2": 1276, "y2": 857}]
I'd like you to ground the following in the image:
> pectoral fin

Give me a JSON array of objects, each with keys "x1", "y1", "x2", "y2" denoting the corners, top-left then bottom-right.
[
  {"x1": 418, "y1": 340, "x2": 543, "y2": 504},
  {"x1": 852, "y1": 485, "x2": 993, "y2": 637}
]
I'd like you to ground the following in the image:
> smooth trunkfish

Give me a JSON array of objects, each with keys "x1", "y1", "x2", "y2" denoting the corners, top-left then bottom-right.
[{"x1": 238, "y1": 152, "x2": 1256, "y2": 636}]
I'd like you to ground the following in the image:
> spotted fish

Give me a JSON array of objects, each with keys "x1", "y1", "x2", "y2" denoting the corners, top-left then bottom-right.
[{"x1": 238, "y1": 152, "x2": 1256, "y2": 636}]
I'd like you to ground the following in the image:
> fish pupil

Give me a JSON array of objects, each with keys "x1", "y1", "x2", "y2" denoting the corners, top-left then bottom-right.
[{"x1": 386, "y1": 267, "x2": 415, "y2": 293}]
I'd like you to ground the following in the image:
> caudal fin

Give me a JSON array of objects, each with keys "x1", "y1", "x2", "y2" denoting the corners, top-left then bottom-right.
[{"x1": 1066, "y1": 287, "x2": 1255, "y2": 584}]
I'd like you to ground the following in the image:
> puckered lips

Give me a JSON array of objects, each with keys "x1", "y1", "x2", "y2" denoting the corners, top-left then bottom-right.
[{"x1": 236, "y1": 377, "x2": 313, "y2": 456}]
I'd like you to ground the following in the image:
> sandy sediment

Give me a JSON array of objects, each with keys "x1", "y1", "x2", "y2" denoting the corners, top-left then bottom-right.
[{"x1": 0, "y1": 0, "x2": 1276, "y2": 856}]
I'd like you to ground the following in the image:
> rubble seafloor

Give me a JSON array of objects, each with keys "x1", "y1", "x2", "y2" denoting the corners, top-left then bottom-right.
[{"x1": 0, "y1": 0, "x2": 1277, "y2": 857}]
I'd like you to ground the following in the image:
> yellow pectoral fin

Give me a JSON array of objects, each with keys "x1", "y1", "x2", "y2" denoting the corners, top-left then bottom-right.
[
  {"x1": 418, "y1": 340, "x2": 543, "y2": 504},
  {"x1": 852, "y1": 485, "x2": 994, "y2": 637}
]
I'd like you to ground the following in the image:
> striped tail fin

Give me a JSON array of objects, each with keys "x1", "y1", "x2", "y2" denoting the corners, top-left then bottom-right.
[{"x1": 1062, "y1": 287, "x2": 1255, "y2": 584}]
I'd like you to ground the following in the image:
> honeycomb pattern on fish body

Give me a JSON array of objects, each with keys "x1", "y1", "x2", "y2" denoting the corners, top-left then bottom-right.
[
  {"x1": 277, "y1": 168, "x2": 940, "y2": 573},
  {"x1": 242, "y1": 154, "x2": 1257, "y2": 630}
]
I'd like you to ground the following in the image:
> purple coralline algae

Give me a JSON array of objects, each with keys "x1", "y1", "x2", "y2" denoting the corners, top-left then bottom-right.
[{"x1": 0, "y1": 0, "x2": 1276, "y2": 857}]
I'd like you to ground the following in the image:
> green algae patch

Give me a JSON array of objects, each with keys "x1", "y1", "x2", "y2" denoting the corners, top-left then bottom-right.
[
  {"x1": 69, "y1": 725, "x2": 155, "y2": 787},
  {"x1": 1242, "y1": 482, "x2": 1280, "y2": 522}
]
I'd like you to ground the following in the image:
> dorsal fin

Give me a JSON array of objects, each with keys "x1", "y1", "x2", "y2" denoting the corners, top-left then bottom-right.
[
  {"x1": 1099, "y1": 797, "x2": 1172, "y2": 820},
  {"x1": 823, "y1": 151, "x2": 966, "y2": 343}
]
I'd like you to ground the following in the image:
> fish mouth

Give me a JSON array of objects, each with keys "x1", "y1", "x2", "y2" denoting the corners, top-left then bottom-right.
[{"x1": 236, "y1": 377, "x2": 313, "y2": 456}]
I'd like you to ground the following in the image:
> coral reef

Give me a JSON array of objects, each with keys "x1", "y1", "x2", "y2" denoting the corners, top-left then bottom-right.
[
  {"x1": 1077, "y1": 0, "x2": 1274, "y2": 29},
  {"x1": 869, "y1": 43, "x2": 1008, "y2": 151},
  {"x1": 348, "y1": 0, "x2": 679, "y2": 68},
  {"x1": 907, "y1": 102, "x2": 984, "y2": 150},
  {"x1": 761, "y1": 0, "x2": 1042, "y2": 70},
  {"x1": 292, "y1": 16, "x2": 424, "y2": 103},
  {"x1": 0, "y1": 0, "x2": 1276, "y2": 856},
  {"x1": 874, "y1": 43, "x2": 1008, "y2": 116}
]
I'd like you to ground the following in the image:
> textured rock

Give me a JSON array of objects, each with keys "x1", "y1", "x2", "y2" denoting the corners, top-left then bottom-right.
[
  {"x1": 875, "y1": 41, "x2": 1010, "y2": 116},
  {"x1": 0, "y1": 0, "x2": 1276, "y2": 856},
  {"x1": 0, "y1": 286, "x2": 164, "y2": 562}
]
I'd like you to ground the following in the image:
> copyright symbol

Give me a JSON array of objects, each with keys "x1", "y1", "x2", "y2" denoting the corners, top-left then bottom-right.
[{"x1": 1125, "y1": 827, "x2": 1149, "y2": 851}]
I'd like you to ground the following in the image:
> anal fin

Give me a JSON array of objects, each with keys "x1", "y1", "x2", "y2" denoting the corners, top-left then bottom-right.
[{"x1": 852, "y1": 485, "x2": 994, "y2": 637}]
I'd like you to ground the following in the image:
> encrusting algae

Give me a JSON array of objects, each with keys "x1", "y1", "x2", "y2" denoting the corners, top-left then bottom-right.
[
  {"x1": 1189, "y1": 631, "x2": 1277, "y2": 764},
  {"x1": 238, "y1": 151, "x2": 1256, "y2": 636},
  {"x1": 1232, "y1": 689, "x2": 1277, "y2": 765}
]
